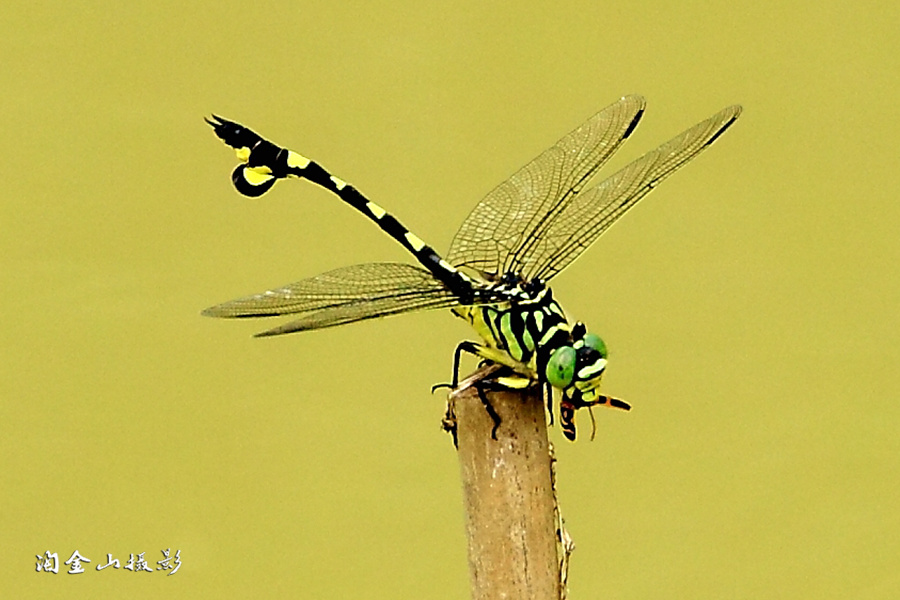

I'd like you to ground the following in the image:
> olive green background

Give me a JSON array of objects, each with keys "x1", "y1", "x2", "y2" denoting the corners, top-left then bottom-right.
[{"x1": 3, "y1": 1, "x2": 898, "y2": 598}]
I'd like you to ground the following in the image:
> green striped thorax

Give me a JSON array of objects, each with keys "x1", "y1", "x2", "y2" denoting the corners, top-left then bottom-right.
[{"x1": 455, "y1": 275, "x2": 612, "y2": 405}]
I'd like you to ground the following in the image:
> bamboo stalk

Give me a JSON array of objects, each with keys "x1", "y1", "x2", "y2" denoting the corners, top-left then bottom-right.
[{"x1": 448, "y1": 368, "x2": 561, "y2": 600}]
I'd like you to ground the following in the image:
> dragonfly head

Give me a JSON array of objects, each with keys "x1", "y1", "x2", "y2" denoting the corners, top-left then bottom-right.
[{"x1": 545, "y1": 323, "x2": 609, "y2": 402}]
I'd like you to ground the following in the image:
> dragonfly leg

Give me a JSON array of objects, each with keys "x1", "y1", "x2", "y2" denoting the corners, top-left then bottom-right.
[
  {"x1": 473, "y1": 380, "x2": 503, "y2": 440},
  {"x1": 440, "y1": 375, "x2": 505, "y2": 443},
  {"x1": 434, "y1": 341, "x2": 541, "y2": 441},
  {"x1": 545, "y1": 382, "x2": 554, "y2": 426},
  {"x1": 431, "y1": 340, "x2": 482, "y2": 393}
]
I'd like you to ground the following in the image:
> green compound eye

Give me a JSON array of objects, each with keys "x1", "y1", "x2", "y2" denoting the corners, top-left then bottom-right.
[
  {"x1": 583, "y1": 333, "x2": 608, "y2": 359},
  {"x1": 546, "y1": 346, "x2": 576, "y2": 388}
]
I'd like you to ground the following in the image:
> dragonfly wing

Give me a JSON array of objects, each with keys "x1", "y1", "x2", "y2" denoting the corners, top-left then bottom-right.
[
  {"x1": 202, "y1": 262, "x2": 462, "y2": 336},
  {"x1": 446, "y1": 95, "x2": 646, "y2": 279},
  {"x1": 528, "y1": 104, "x2": 743, "y2": 282}
]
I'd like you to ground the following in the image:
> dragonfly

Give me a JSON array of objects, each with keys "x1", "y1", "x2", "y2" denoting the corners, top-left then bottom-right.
[{"x1": 203, "y1": 96, "x2": 741, "y2": 440}]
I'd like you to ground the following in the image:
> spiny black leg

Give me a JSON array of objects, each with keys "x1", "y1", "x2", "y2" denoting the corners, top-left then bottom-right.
[
  {"x1": 453, "y1": 341, "x2": 485, "y2": 387},
  {"x1": 474, "y1": 380, "x2": 502, "y2": 440},
  {"x1": 451, "y1": 341, "x2": 469, "y2": 388},
  {"x1": 431, "y1": 340, "x2": 481, "y2": 392},
  {"x1": 544, "y1": 381, "x2": 554, "y2": 426}
]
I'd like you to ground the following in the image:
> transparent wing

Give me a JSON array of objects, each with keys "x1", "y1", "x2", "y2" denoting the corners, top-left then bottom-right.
[
  {"x1": 531, "y1": 104, "x2": 742, "y2": 282},
  {"x1": 202, "y1": 262, "x2": 463, "y2": 336},
  {"x1": 446, "y1": 95, "x2": 646, "y2": 279}
]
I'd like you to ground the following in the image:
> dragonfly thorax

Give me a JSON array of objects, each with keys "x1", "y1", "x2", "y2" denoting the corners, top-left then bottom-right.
[
  {"x1": 453, "y1": 277, "x2": 614, "y2": 401},
  {"x1": 453, "y1": 279, "x2": 569, "y2": 367},
  {"x1": 455, "y1": 282, "x2": 616, "y2": 441}
]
